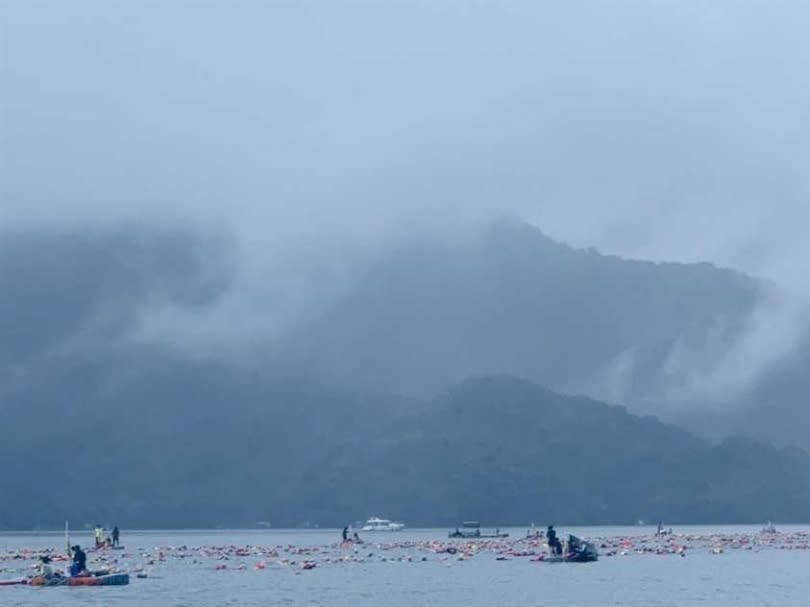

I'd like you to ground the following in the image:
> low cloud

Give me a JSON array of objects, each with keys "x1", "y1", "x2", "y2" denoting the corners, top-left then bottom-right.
[
  {"x1": 656, "y1": 292, "x2": 809, "y2": 409},
  {"x1": 1, "y1": 0, "x2": 808, "y2": 412}
]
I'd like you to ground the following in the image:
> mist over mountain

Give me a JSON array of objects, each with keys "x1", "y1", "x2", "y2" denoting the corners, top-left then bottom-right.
[
  {"x1": 1, "y1": 221, "x2": 810, "y2": 529},
  {"x1": 279, "y1": 218, "x2": 810, "y2": 446},
  {"x1": 0, "y1": 226, "x2": 234, "y2": 374},
  {"x1": 1, "y1": 220, "x2": 808, "y2": 458},
  {"x1": 683, "y1": 334, "x2": 810, "y2": 448},
  {"x1": 283, "y1": 218, "x2": 774, "y2": 402}
]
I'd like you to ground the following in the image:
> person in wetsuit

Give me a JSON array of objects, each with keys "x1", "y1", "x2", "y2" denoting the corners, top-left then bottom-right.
[
  {"x1": 342, "y1": 526, "x2": 349, "y2": 542},
  {"x1": 112, "y1": 526, "x2": 120, "y2": 547},
  {"x1": 71, "y1": 545, "x2": 87, "y2": 576},
  {"x1": 547, "y1": 525, "x2": 562, "y2": 555}
]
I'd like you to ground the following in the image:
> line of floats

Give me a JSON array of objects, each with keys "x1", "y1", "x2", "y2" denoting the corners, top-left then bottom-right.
[{"x1": 2, "y1": 525, "x2": 809, "y2": 589}]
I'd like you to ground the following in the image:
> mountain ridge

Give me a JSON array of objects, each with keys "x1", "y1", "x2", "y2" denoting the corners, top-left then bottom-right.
[{"x1": 1, "y1": 366, "x2": 808, "y2": 529}]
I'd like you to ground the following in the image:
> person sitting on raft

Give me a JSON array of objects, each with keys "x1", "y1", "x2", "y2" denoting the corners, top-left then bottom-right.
[
  {"x1": 35, "y1": 555, "x2": 61, "y2": 581},
  {"x1": 70, "y1": 545, "x2": 88, "y2": 577},
  {"x1": 94, "y1": 525, "x2": 104, "y2": 548}
]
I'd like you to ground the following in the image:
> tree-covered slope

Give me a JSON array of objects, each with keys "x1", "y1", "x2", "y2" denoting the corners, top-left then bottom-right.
[{"x1": 2, "y1": 370, "x2": 808, "y2": 529}]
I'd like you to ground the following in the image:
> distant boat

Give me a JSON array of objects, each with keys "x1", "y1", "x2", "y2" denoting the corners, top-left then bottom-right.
[
  {"x1": 361, "y1": 517, "x2": 405, "y2": 532},
  {"x1": 761, "y1": 521, "x2": 777, "y2": 534},
  {"x1": 526, "y1": 522, "x2": 544, "y2": 539},
  {"x1": 448, "y1": 521, "x2": 508, "y2": 539}
]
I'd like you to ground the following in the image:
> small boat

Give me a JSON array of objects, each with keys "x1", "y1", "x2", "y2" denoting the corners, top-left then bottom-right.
[
  {"x1": 361, "y1": 517, "x2": 405, "y2": 532},
  {"x1": 761, "y1": 521, "x2": 777, "y2": 534},
  {"x1": 537, "y1": 534, "x2": 598, "y2": 563},
  {"x1": 526, "y1": 522, "x2": 544, "y2": 539},
  {"x1": 448, "y1": 521, "x2": 508, "y2": 539}
]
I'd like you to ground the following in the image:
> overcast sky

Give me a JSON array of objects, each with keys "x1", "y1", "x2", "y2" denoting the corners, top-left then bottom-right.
[{"x1": 1, "y1": 0, "x2": 808, "y2": 292}]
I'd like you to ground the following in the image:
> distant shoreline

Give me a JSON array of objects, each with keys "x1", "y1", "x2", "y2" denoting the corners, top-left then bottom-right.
[{"x1": 3, "y1": 523, "x2": 810, "y2": 535}]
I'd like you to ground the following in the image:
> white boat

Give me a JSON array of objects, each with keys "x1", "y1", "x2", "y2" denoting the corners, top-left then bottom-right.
[{"x1": 361, "y1": 517, "x2": 404, "y2": 532}]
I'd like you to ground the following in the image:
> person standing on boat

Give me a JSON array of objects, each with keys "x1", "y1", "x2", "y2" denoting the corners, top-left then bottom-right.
[
  {"x1": 547, "y1": 525, "x2": 562, "y2": 555},
  {"x1": 112, "y1": 526, "x2": 120, "y2": 547},
  {"x1": 342, "y1": 526, "x2": 349, "y2": 542},
  {"x1": 94, "y1": 524, "x2": 104, "y2": 548}
]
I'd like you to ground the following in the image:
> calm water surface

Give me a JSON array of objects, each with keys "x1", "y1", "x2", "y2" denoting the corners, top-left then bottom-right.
[{"x1": 2, "y1": 526, "x2": 809, "y2": 606}]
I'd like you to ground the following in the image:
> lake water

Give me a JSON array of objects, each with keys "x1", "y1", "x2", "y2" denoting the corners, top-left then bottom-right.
[{"x1": 2, "y1": 526, "x2": 809, "y2": 606}]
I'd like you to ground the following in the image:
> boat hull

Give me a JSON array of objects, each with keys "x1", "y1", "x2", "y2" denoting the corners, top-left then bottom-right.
[
  {"x1": 29, "y1": 573, "x2": 130, "y2": 586},
  {"x1": 360, "y1": 519, "x2": 404, "y2": 532}
]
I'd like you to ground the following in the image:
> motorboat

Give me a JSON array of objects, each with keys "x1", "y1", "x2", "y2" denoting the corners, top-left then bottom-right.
[
  {"x1": 361, "y1": 517, "x2": 404, "y2": 532},
  {"x1": 539, "y1": 534, "x2": 598, "y2": 563}
]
